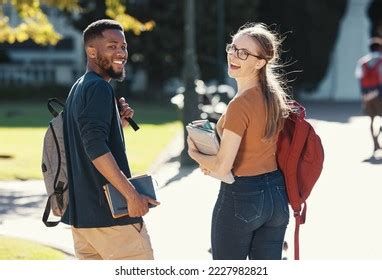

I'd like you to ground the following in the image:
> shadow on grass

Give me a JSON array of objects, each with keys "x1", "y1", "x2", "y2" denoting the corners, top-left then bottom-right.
[{"x1": 0, "y1": 155, "x2": 13, "y2": 159}]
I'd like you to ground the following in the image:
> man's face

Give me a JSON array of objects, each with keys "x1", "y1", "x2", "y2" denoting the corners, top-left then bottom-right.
[{"x1": 90, "y1": 29, "x2": 128, "y2": 81}]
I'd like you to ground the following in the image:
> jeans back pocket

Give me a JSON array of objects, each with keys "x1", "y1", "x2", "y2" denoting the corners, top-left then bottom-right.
[{"x1": 232, "y1": 190, "x2": 264, "y2": 223}]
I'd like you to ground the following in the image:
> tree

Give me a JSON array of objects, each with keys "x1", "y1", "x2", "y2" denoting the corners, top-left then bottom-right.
[
  {"x1": 181, "y1": 0, "x2": 200, "y2": 166},
  {"x1": 121, "y1": 0, "x2": 347, "y2": 96},
  {"x1": 368, "y1": 0, "x2": 382, "y2": 37},
  {"x1": 0, "y1": 0, "x2": 349, "y2": 95},
  {"x1": 0, "y1": 0, "x2": 154, "y2": 45},
  {"x1": 257, "y1": 0, "x2": 348, "y2": 94}
]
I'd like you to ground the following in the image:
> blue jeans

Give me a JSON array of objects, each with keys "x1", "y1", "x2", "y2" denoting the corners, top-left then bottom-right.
[{"x1": 211, "y1": 170, "x2": 289, "y2": 260}]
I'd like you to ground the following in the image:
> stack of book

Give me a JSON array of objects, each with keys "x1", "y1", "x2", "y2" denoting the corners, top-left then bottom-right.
[
  {"x1": 103, "y1": 174, "x2": 157, "y2": 218},
  {"x1": 186, "y1": 120, "x2": 235, "y2": 184}
]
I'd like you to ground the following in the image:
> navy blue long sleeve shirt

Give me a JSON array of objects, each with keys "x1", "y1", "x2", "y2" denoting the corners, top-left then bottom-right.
[{"x1": 62, "y1": 71, "x2": 142, "y2": 227}]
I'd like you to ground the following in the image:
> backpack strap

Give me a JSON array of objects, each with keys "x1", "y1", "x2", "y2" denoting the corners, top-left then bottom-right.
[
  {"x1": 293, "y1": 202, "x2": 307, "y2": 260},
  {"x1": 42, "y1": 195, "x2": 60, "y2": 227},
  {"x1": 47, "y1": 98, "x2": 65, "y2": 117}
]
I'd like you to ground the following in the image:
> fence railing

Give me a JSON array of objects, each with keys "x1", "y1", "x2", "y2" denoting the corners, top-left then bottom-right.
[{"x1": 0, "y1": 64, "x2": 79, "y2": 86}]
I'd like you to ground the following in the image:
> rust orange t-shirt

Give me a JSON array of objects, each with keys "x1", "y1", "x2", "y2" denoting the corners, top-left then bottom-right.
[{"x1": 217, "y1": 87, "x2": 278, "y2": 176}]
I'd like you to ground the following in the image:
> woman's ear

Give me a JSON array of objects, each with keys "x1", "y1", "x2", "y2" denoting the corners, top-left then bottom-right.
[{"x1": 256, "y1": 59, "x2": 267, "y2": 70}]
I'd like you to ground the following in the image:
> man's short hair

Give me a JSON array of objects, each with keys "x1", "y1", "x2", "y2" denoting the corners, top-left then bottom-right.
[
  {"x1": 369, "y1": 37, "x2": 382, "y2": 52},
  {"x1": 83, "y1": 19, "x2": 124, "y2": 45}
]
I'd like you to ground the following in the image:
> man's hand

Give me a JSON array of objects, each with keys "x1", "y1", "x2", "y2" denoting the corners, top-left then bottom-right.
[
  {"x1": 127, "y1": 191, "x2": 149, "y2": 217},
  {"x1": 127, "y1": 192, "x2": 161, "y2": 217},
  {"x1": 142, "y1": 195, "x2": 161, "y2": 207},
  {"x1": 118, "y1": 97, "x2": 134, "y2": 128}
]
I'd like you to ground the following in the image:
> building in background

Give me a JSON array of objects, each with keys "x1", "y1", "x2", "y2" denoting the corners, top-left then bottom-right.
[{"x1": 0, "y1": 5, "x2": 84, "y2": 87}]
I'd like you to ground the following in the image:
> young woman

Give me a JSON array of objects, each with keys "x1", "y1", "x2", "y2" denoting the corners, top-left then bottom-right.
[{"x1": 188, "y1": 23, "x2": 292, "y2": 260}]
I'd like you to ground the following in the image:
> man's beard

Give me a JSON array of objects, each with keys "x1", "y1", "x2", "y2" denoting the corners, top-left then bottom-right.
[
  {"x1": 106, "y1": 67, "x2": 125, "y2": 82},
  {"x1": 97, "y1": 56, "x2": 125, "y2": 81}
]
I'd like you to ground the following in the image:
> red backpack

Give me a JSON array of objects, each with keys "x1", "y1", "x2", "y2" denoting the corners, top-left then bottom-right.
[
  {"x1": 360, "y1": 57, "x2": 382, "y2": 94},
  {"x1": 277, "y1": 101, "x2": 324, "y2": 260}
]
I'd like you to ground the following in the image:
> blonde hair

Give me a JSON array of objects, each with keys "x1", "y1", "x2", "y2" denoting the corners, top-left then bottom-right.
[{"x1": 234, "y1": 23, "x2": 292, "y2": 139}]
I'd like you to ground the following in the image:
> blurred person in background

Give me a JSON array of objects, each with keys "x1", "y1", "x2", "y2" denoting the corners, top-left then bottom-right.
[{"x1": 355, "y1": 37, "x2": 382, "y2": 155}]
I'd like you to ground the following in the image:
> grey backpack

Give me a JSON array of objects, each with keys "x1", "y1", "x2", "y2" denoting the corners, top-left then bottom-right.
[{"x1": 41, "y1": 98, "x2": 68, "y2": 227}]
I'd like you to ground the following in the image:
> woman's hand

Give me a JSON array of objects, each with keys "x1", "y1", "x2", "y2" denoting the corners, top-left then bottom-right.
[
  {"x1": 187, "y1": 136, "x2": 199, "y2": 159},
  {"x1": 187, "y1": 129, "x2": 242, "y2": 178},
  {"x1": 200, "y1": 166, "x2": 211, "y2": 175}
]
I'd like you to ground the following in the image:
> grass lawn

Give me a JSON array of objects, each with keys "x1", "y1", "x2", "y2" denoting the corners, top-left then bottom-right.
[
  {"x1": 0, "y1": 236, "x2": 66, "y2": 260},
  {"x1": 0, "y1": 101, "x2": 182, "y2": 180}
]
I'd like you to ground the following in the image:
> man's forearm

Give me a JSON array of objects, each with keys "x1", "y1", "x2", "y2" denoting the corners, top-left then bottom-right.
[{"x1": 92, "y1": 152, "x2": 137, "y2": 200}]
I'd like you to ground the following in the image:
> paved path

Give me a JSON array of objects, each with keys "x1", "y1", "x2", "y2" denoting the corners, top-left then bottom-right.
[{"x1": 1, "y1": 102, "x2": 382, "y2": 259}]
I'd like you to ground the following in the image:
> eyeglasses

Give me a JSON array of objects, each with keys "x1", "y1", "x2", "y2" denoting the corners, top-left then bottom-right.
[{"x1": 225, "y1": 43, "x2": 264, "y2": 61}]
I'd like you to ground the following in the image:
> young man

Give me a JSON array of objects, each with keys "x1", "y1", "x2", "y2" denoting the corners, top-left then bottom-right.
[
  {"x1": 62, "y1": 19, "x2": 159, "y2": 260},
  {"x1": 355, "y1": 37, "x2": 382, "y2": 154}
]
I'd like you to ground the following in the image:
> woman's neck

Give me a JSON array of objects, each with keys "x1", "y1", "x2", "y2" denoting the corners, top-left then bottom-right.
[{"x1": 236, "y1": 76, "x2": 261, "y2": 96}]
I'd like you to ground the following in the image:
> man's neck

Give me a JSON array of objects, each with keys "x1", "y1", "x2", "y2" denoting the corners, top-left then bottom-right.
[{"x1": 86, "y1": 64, "x2": 111, "y2": 82}]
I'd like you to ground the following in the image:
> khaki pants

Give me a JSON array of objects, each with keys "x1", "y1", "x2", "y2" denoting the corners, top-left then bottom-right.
[{"x1": 71, "y1": 223, "x2": 154, "y2": 260}]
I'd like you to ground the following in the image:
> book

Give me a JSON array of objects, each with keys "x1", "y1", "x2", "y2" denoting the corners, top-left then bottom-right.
[
  {"x1": 103, "y1": 174, "x2": 157, "y2": 218},
  {"x1": 186, "y1": 120, "x2": 235, "y2": 184}
]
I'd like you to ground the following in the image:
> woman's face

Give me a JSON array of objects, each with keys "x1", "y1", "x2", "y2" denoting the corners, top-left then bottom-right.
[{"x1": 226, "y1": 34, "x2": 265, "y2": 79}]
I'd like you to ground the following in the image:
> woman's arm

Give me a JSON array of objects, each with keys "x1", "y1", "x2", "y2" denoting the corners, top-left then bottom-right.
[{"x1": 187, "y1": 129, "x2": 242, "y2": 177}]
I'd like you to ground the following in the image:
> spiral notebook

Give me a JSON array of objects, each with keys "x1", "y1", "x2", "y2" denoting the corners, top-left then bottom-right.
[{"x1": 103, "y1": 174, "x2": 157, "y2": 218}]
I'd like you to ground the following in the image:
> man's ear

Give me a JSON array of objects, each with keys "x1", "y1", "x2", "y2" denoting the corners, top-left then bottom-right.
[{"x1": 86, "y1": 46, "x2": 97, "y2": 59}]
